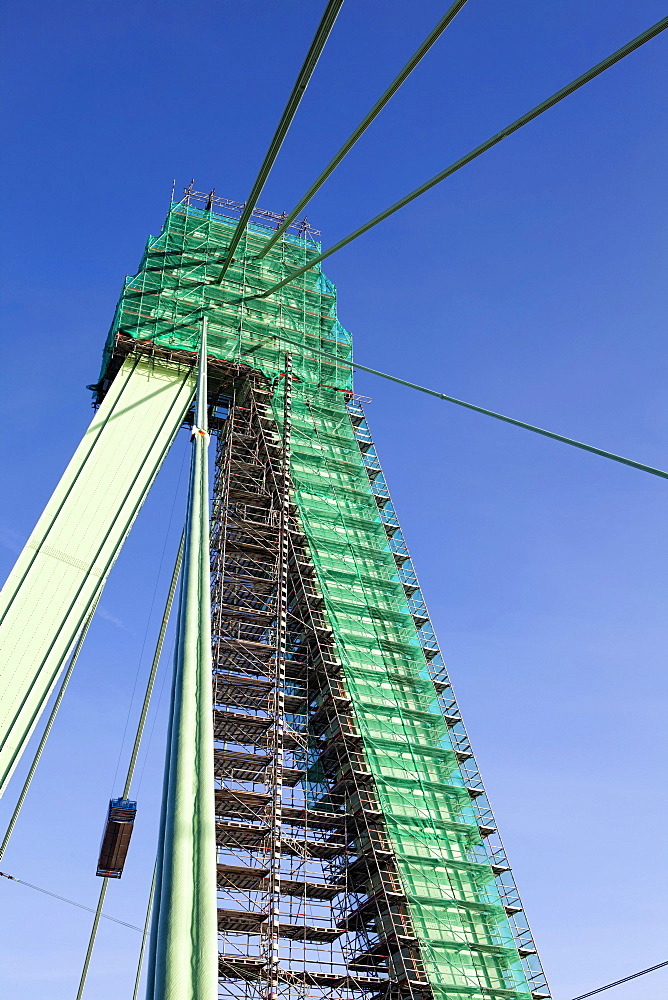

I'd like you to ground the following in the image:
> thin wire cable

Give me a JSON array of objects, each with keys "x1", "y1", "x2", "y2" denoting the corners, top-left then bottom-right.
[
  {"x1": 0, "y1": 595, "x2": 100, "y2": 862},
  {"x1": 0, "y1": 870, "x2": 140, "y2": 931},
  {"x1": 264, "y1": 329, "x2": 668, "y2": 480},
  {"x1": 134, "y1": 437, "x2": 190, "y2": 797},
  {"x1": 249, "y1": 16, "x2": 668, "y2": 298},
  {"x1": 122, "y1": 533, "x2": 184, "y2": 799},
  {"x1": 74, "y1": 536, "x2": 184, "y2": 999},
  {"x1": 215, "y1": 0, "x2": 344, "y2": 283},
  {"x1": 133, "y1": 631, "x2": 176, "y2": 798},
  {"x1": 254, "y1": 0, "x2": 470, "y2": 260},
  {"x1": 567, "y1": 958, "x2": 668, "y2": 999},
  {"x1": 109, "y1": 438, "x2": 189, "y2": 795}
]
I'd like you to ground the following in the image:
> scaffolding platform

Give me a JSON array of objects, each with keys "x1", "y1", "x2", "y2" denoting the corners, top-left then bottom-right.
[{"x1": 217, "y1": 908, "x2": 343, "y2": 942}]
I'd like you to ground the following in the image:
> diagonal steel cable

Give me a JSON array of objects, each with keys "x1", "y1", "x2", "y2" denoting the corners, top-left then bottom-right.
[
  {"x1": 567, "y1": 958, "x2": 668, "y2": 999},
  {"x1": 254, "y1": 0, "x2": 471, "y2": 260},
  {"x1": 263, "y1": 329, "x2": 668, "y2": 481},
  {"x1": 0, "y1": 598, "x2": 100, "y2": 862},
  {"x1": 0, "y1": 870, "x2": 141, "y2": 931},
  {"x1": 248, "y1": 16, "x2": 668, "y2": 299},
  {"x1": 215, "y1": 0, "x2": 344, "y2": 284},
  {"x1": 74, "y1": 536, "x2": 185, "y2": 1000}
]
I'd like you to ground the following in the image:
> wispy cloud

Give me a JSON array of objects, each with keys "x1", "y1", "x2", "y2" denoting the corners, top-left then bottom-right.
[
  {"x1": 97, "y1": 606, "x2": 128, "y2": 631},
  {"x1": 0, "y1": 523, "x2": 26, "y2": 555}
]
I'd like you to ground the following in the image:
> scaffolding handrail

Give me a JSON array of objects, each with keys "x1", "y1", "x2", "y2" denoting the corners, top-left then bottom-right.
[
  {"x1": 254, "y1": 0, "x2": 470, "y2": 260},
  {"x1": 249, "y1": 16, "x2": 668, "y2": 299},
  {"x1": 215, "y1": 0, "x2": 344, "y2": 283}
]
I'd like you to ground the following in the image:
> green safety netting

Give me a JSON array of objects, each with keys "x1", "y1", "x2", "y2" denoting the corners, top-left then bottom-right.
[
  {"x1": 275, "y1": 388, "x2": 532, "y2": 1000},
  {"x1": 102, "y1": 204, "x2": 533, "y2": 1000},
  {"x1": 100, "y1": 202, "x2": 353, "y2": 393}
]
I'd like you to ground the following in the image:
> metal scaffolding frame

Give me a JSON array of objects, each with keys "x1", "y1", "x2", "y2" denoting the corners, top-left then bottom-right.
[
  {"x1": 94, "y1": 198, "x2": 552, "y2": 1000},
  {"x1": 210, "y1": 369, "x2": 433, "y2": 1000}
]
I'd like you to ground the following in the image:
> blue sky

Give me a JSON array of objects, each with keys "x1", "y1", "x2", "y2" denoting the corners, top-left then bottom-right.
[{"x1": 0, "y1": 2, "x2": 666, "y2": 998}]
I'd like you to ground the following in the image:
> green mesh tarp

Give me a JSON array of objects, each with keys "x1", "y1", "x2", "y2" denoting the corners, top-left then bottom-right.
[
  {"x1": 275, "y1": 387, "x2": 532, "y2": 1000},
  {"x1": 100, "y1": 202, "x2": 353, "y2": 395},
  {"x1": 104, "y1": 203, "x2": 533, "y2": 1000}
]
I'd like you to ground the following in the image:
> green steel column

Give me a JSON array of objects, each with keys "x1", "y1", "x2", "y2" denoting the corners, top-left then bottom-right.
[{"x1": 147, "y1": 322, "x2": 218, "y2": 1000}]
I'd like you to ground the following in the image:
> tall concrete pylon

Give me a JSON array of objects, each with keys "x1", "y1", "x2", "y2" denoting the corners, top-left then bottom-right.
[{"x1": 0, "y1": 356, "x2": 195, "y2": 795}]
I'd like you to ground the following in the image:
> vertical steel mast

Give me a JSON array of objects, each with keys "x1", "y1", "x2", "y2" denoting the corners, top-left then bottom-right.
[{"x1": 146, "y1": 321, "x2": 218, "y2": 1000}]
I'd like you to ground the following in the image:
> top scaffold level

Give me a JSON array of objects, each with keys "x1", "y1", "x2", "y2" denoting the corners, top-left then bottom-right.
[{"x1": 97, "y1": 187, "x2": 352, "y2": 399}]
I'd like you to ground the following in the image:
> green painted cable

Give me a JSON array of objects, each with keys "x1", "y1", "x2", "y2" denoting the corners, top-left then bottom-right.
[
  {"x1": 72, "y1": 532, "x2": 185, "y2": 998},
  {"x1": 254, "y1": 0, "x2": 470, "y2": 260},
  {"x1": 568, "y1": 959, "x2": 668, "y2": 1000},
  {"x1": 0, "y1": 595, "x2": 100, "y2": 862},
  {"x1": 123, "y1": 532, "x2": 185, "y2": 799},
  {"x1": 269, "y1": 330, "x2": 668, "y2": 481},
  {"x1": 250, "y1": 16, "x2": 668, "y2": 298},
  {"x1": 215, "y1": 0, "x2": 344, "y2": 283},
  {"x1": 143, "y1": 639, "x2": 178, "y2": 1000},
  {"x1": 132, "y1": 864, "x2": 157, "y2": 1000},
  {"x1": 75, "y1": 878, "x2": 109, "y2": 1000}
]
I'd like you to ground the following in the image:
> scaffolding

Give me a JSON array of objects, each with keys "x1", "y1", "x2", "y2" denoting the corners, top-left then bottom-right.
[{"x1": 99, "y1": 191, "x2": 551, "y2": 1000}]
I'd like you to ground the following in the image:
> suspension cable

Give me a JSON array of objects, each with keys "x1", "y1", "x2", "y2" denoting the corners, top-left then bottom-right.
[
  {"x1": 0, "y1": 595, "x2": 100, "y2": 862},
  {"x1": 121, "y1": 531, "x2": 185, "y2": 800},
  {"x1": 74, "y1": 534, "x2": 184, "y2": 999},
  {"x1": 254, "y1": 0, "x2": 470, "y2": 261},
  {"x1": 567, "y1": 958, "x2": 668, "y2": 999},
  {"x1": 75, "y1": 879, "x2": 110, "y2": 1000},
  {"x1": 0, "y1": 870, "x2": 141, "y2": 931},
  {"x1": 249, "y1": 16, "x2": 668, "y2": 299},
  {"x1": 132, "y1": 864, "x2": 157, "y2": 1000},
  {"x1": 215, "y1": 0, "x2": 344, "y2": 284},
  {"x1": 266, "y1": 330, "x2": 668, "y2": 481}
]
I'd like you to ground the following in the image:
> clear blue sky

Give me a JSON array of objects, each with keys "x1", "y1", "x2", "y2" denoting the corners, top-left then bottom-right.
[{"x1": 0, "y1": 2, "x2": 666, "y2": 998}]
